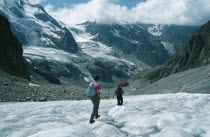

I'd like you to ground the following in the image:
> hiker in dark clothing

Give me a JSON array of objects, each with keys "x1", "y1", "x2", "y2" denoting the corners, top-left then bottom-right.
[
  {"x1": 115, "y1": 87, "x2": 124, "y2": 106},
  {"x1": 89, "y1": 75, "x2": 101, "y2": 124}
]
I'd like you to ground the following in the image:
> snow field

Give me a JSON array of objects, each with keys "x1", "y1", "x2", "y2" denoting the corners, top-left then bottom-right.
[
  {"x1": 23, "y1": 46, "x2": 78, "y2": 63},
  {"x1": 0, "y1": 93, "x2": 210, "y2": 137},
  {"x1": 148, "y1": 25, "x2": 164, "y2": 36}
]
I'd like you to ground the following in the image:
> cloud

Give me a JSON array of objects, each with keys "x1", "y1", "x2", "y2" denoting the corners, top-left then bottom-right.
[
  {"x1": 44, "y1": 0, "x2": 210, "y2": 27},
  {"x1": 28, "y1": 0, "x2": 46, "y2": 4}
]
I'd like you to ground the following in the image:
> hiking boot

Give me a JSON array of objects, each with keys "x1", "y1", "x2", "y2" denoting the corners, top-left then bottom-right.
[
  {"x1": 90, "y1": 119, "x2": 95, "y2": 124},
  {"x1": 95, "y1": 115, "x2": 100, "y2": 119}
]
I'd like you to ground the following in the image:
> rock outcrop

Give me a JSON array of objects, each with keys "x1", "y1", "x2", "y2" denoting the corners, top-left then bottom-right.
[
  {"x1": 133, "y1": 20, "x2": 210, "y2": 82},
  {"x1": 0, "y1": 14, "x2": 29, "y2": 79}
]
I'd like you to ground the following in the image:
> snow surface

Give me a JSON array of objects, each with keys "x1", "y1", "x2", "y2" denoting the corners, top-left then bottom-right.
[
  {"x1": 0, "y1": 0, "x2": 4, "y2": 4},
  {"x1": 136, "y1": 24, "x2": 145, "y2": 30},
  {"x1": 0, "y1": 0, "x2": 62, "y2": 47},
  {"x1": 71, "y1": 25, "x2": 137, "y2": 66},
  {"x1": 161, "y1": 42, "x2": 176, "y2": 55},
  {"x1": 23, "y1": 46, "x2": 93, "y2": 80},
  {"x1": 111, "y1": 29, "x2": 121, "y2": 38},
  {"x1": 23, "y1": 46, "x2": 77, "y2": 63},
  {"x1": 148, "y1": 25, "x2": 164, "y2": 36},
  {"x1": 110, "y1": 28, "x2": 139, "y2": 45},
  {"x1": 0, "y1": 93, "x2": 210, "y2": 137},
  {"x1": 28, "y1": 83, "x2": 40, "y2": 87}
]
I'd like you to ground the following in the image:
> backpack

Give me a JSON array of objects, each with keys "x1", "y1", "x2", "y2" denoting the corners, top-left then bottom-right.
[
  {"x1": 86, "y1": 83, "x2": 96, "y2": 97},
  {"x1": 115, "y1": 88, "x2": 122, "y2": 96}
]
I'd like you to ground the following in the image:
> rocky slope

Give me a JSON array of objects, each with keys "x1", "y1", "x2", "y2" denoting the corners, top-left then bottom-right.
[
  {"x1": 133, "y1": 20, "x2": 210, "y2": 82},
  {"x1": 153, "y1": 24, "x2": 199, "y2": 52},
  {"x1": 161, "y1": 20, "x2": 210, "y2": 75},
  {"x1": 0, "y1": 69, "x2": 112, "y2": 102},
  {"x1": 127, "y1": 20, "x2": 210, "y2": 95},
  {"x1": 0, "y1": 14, "x2": 29, "y2": 79},
  {"x1": 126, "y1": 64, "x2": 210, "y2": 95}
]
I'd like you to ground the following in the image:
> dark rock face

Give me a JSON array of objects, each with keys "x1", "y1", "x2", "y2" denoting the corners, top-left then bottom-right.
[
  {"x1": 25, "y1": 57, "x2": 86, "y2": 85},
  {"x1": 57, "y1": 27, "x2": 78, "y2": 53},
  {"x1": 134, "y1": 20, "x2": 210, "y2": 82},
  {"x1": 0, "y1": 14, "x2": 29, "y2": 79},
  {"x1": 160, "y1": 21, "x2": 210, "y2": 77},
  {"x1": 156, "y1": 25, "x2": 199, "y2": 51}
]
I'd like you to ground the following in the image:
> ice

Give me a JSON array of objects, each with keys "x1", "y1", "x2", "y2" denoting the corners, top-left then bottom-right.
[
  {"x1": 0, "y1": 0, "x2": 4, "y2": 5},
  {"x1": 119, "y1": 23, "x2": 130, "y2": 29},
  {"x1": 26, "y1": 59, "x2": 32, "y2": 64},
  {"x1": 161, "y1": 42, "x2": 176, "y2": 55},
  {"x1": 0, "y1": 0, "x2": 62, "y2": 48},
  {"x1": 84, "y1": 77, "x2": 92, "y2": 82},
  {"x1": 71, "y1": 25, "x2": 137, "y2": 66},
  {"x1": 111, "y1": 29, "x2": 121, "y2": 38},
  {"x1": 0, "y1": 93, "x2": 210, "y2": 137},
  {"x1": 29, "y1": 83, "x2": 40, "y2": 87},
  {"x1": 23, "y1": 46, "x2": 77, "y2": 63},
  {"x1": 136, "y1": 23, "x2": 145, "y2": 30},
  {"x1": 2, "y1": 0, "x2": 16, "y2": 6},
  {"x1": 148, "y1": 24, "x2": 164, "y2": 36},
  {"x1": 79, "y1": 42, "x2": 135, "y2": 66}
]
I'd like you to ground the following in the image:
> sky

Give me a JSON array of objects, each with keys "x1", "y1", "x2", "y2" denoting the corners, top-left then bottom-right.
[
  {"x1": 31, "y1": 0, "x2": 210, "y2": 27},
  {"x1": 40, "y1": 0, "x2": 145, "y2": 9}
]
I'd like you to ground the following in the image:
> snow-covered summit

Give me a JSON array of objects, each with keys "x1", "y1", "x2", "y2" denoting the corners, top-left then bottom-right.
[{"x1": 0, "y1": 0, "x2": 78, "y2": 53}]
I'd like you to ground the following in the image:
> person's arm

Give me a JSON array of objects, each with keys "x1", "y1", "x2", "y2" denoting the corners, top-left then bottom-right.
[{"x1": 97, "y1": 84, "x2": 101, "y2": 97}]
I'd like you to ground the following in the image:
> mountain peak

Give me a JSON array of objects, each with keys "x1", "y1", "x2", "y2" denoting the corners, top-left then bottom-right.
[{"x1": 0, "y1": 0, "x2": 78, "y2": 53}]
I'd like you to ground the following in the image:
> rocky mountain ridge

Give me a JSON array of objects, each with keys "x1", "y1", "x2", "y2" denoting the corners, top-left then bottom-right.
[
  {"x1": 79, "y1": 21, "x2": 198, "y2": 66},
  {"x1": 131, "y1": 19, "x2": 210, "y2": 89},
  {"x1": 0, "y1": 0, "x2": 199, "y2": 87},
  {"x1": 0, "y1": 0, "x2": 141, "y2": 86},
  {"x1": 0, "y1": 14, "x2": 29, "y2": 79}
]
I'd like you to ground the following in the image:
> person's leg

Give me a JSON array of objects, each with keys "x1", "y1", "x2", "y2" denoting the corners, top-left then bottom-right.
[
  {"x1": 90, "y1": 96, "x2": 97, "y2": 121},
  {"x1": 95, "y1": 96, "x2": 100, "y2": 116},
  {"x1": 120, "y1": 96, "x2": 123, "y2": 105},
  {"x1": 117, "y1": 96, "x2": 120, "y2": 105}
]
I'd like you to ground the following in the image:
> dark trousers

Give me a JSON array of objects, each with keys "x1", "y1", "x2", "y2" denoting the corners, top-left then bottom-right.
[
  {"x1": 90, "y1": 95, "x2": 100, "y2": 120},
  {"x1": 117, "y1": 95, "x2": 123, "y2": 105}
]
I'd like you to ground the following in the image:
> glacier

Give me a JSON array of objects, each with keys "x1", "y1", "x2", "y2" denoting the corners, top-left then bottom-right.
[
  {"x1": 0, "y1": 93, "x2": 210, "y2": 137},
  {"x1": 0, "y1": 0, "x2": 143, "y2": 85}
]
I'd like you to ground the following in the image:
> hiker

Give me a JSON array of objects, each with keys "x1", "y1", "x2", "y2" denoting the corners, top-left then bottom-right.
[
  {"x1": 87, "y1": 75, "x2": 101, "y2": 124},
  {"x1": 115, "y1": 87, "x2": 124, "y2": 106},
  {"x1": 114, "y1": 81, "x2": 129, "y2": 106}
]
